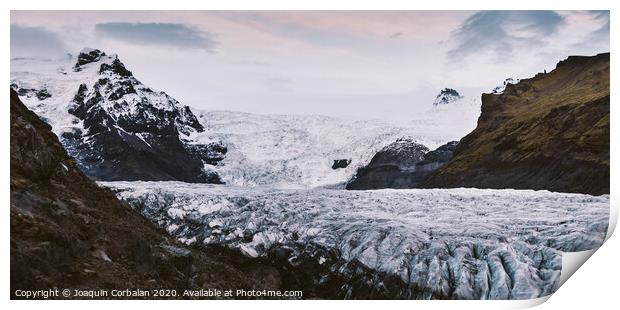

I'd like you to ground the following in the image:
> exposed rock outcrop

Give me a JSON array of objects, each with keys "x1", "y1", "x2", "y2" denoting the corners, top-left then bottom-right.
[
  {"x1": 420, "y1": 53, "x2": 610, "y2": 195},
  {"x1": 346, "y1": 138, "x2": 458, "y2": 190},
  {"x1": 433, "y1": 88, "x2": 463, "y2": 105},
  {"x1": 346, "y1": 137, "x2": 428, "y2": 189},
  {"x1": 332, "y1": 159, "x2": 351, "y2": 169},
  {"x1": 413, "y1": 141, "x2": 459, "y2": 178}
]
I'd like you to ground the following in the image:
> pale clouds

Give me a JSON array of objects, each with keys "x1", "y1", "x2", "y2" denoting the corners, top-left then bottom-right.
[
  {"x1": 447, "y1": 11, "x2": 565, "y2": 60},
  {"x1": 95, "y1": 22, "x2": 218, "y2": 51},
  {"x1": 10, "y1": 24, "x2": 68, "y2": 58},
  {"x1": 9, "y1": 11, "x2": 610, "y2": 122}
]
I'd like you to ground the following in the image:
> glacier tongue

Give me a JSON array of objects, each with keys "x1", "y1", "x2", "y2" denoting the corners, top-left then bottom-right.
[
  {"x1": 189, "y1": 103, "x2": 481, "y2": 188},
  {"x1": 102, "y1": 181, "x2": 608, "y2": 299}
]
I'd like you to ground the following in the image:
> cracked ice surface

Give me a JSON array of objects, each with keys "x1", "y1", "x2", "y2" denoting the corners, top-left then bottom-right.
[{"x1": 102, "y1": 181, "x2": 609, "y2": 300}]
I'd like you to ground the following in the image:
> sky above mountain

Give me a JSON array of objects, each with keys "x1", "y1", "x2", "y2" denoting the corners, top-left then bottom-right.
[{"x1": 10, "y1": 11, "x2": 609, "y2": 122}]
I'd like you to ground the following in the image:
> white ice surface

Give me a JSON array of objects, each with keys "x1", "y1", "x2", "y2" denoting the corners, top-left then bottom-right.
[
  {"x1": 102, "y1": 181, "x2": 609, "y2": 299},
  {"x1": 188, "y1": 96, "x2": 480, "y2": 188}
]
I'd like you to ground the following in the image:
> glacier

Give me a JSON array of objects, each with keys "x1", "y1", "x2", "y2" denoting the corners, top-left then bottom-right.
[
  {"x1": 102, "y1": 181, "x2": 609, "y2": 299},
  {"x1": 186, "y1": 98, "x2": 480, "y2": 188}
]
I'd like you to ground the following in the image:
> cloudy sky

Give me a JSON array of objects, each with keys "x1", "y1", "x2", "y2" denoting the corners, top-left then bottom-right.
[{"x1": 10, "y1": 11, "x2": 609, "y2": 121}]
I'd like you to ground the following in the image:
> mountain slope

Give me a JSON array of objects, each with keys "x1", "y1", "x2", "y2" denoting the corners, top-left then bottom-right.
[
  {"x1": 420, "y1": 53, "x2": 610, "y2": 195},
  {"x1": 10, "y1": 89, "x2": 278, "y2": 298},
  {"x1": 11, "y1": 49, "x2": 225, "y2": 183}
]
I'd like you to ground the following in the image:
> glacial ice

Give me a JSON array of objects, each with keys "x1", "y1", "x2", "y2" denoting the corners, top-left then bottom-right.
[
  {"x1": 102, "y1": 181, "x2": 609, "y2": 299},
  {"x1": 188, "y1": 99, "x2": 480, "y2": 188}
]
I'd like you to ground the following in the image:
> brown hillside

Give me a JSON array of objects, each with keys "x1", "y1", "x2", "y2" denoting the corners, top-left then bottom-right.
[
  {"x1": 10, "y1": 89, "x2": 280, "y2": 298},
  {"x1": 420, "y1": 53, "x2": 609, "y2": 195}
]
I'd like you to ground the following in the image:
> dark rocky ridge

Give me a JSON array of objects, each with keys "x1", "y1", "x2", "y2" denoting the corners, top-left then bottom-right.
[
  {"x1": 420, "y1": 53, "x2": 610, "y2": 195},
  {"x1": 332, "y1": 159, "x2": 351, "y2": 169},
  {"x1": 10, "y1": 83, "x2": 51, "y2": 101},
  {"x1": 414, "y1": 141, "x2": 459, "y2": 176},
  {"x1": 10, "y1": 89, "x2": 281, "y2": 299},
  {"x1": 59, "y1": 49, "x2": 226, "y2": 183},
  {"x1": 346, "y1": 138, "x2": 458, "y2": 190},
  {"x1": 74, "y1": 48, "x2": 106, "y2": 69},
  {"x1": 433, "y1": 88, "x2": 463, "y2": 105}
]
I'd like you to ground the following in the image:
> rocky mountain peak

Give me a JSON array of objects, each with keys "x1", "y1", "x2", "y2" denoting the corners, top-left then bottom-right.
[
  {"x1": 99, "y1": 57, "x2": 133, "y2": 77},
  {"x1": 67, "y1": 48, "x2": 203, "y2": 136},
  {"x1": 74, "y1": 48, "x2": 107, "y2": 68},
  {"x1": 433, "y1": 88, "x2": 463, "y2": 105},
  {"x1": 12, "y1": 48, "x2": 226, "y2": 183}
]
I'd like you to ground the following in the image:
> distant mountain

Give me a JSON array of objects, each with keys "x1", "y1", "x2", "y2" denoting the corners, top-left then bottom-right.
[
  {"x1": 11, "y1": 48, "x2": 225, "y2": 183},
  {"x1": 421, "y1": 53, "x2": 610, "y2": 195},
  {"x1": 433, "y1": 88, "x2": 463, "y2": 105}
]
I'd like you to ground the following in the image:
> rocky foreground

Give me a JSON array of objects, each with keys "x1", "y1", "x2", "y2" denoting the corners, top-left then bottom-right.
[{"x1": 10, "y1": 90, "x2": 281, "y2": 299}]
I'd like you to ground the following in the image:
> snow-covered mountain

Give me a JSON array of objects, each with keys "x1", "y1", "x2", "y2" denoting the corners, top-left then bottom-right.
[
  {"x1": 11, "y1": 49, "x2": 225, "y2": 182},
  {"x1": 104, "y1": 181, "x2": 609, "y2": 299},
  {"x1": 10, "y1": 48, "x2": 482, "y2": 188},
  {"x1": 433, "y1": 88, "x2": 463, "y2": 105}
]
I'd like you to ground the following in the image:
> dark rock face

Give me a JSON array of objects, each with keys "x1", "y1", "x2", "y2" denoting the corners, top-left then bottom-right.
[
  {"x1": 413, "y1": 141, "x2": 459, "y2": 178},
  {"x1": 420, "y1": 53, "x2": 610, "y2": 195},
  {"x1": 332, "y1": 159, "x2": 351, "y2": 169},
  {"x1": 99, "y1": 58, "x2": 132, "y2": 77},
  {"x1": 433, "y1": 88, "x2": 463, "y2": 105},
  {"x1": 185, "y1": 142, "x2": 227, "y2": 165},
  {"x1": 74, "y1": 48, "x2": 106, "y2": 69},
  {"x1": 346, "y1": 139, "x2": 458, "y2": 190},
  {"x1": 10, "y1": 83, "x2": 51, "y2": 101},
  {"x1": 10, "y1": 89, "x2": 277, "y2": 299},
  {"x1": 346, "y1": 137, "x2": 429, "y2": 189},
  {"x1": 60, "y1": 50, "x2": 225, "y2": 183}
]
